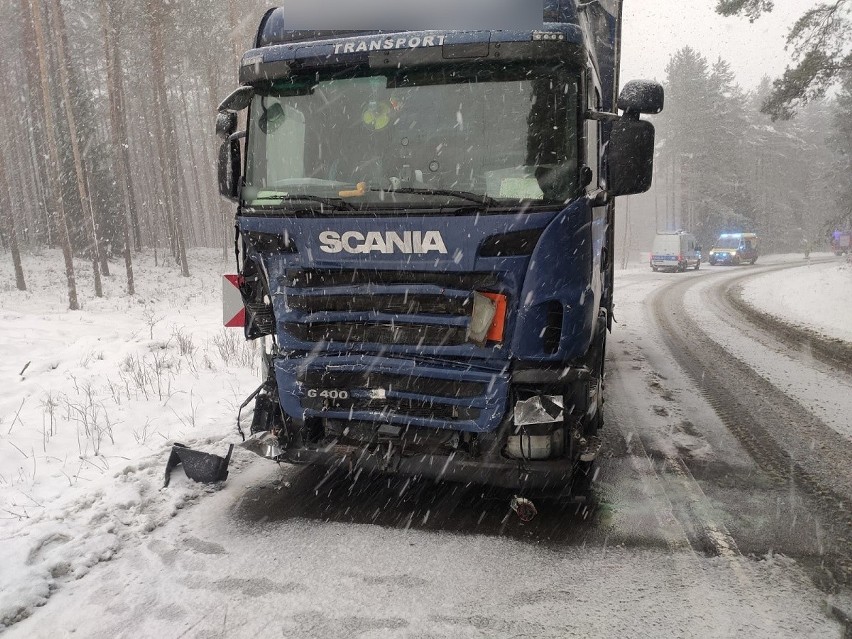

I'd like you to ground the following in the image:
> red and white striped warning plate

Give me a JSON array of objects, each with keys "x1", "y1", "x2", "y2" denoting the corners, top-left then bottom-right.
[{"x1": 222, "y1": 274, "x2": 245, "y2": 327}]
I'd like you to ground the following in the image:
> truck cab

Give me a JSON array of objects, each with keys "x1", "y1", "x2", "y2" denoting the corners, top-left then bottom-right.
[{"x1": 217, "y1": 1, "x2": 662, "y2": 493}]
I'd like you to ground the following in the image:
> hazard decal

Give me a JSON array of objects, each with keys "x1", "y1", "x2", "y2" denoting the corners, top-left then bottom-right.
[{"x1": 223, "y1": 274, "x2": 245, "y2": 327}]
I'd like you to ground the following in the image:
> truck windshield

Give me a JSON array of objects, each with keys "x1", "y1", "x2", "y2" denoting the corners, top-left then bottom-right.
[{"x1": 243, "y1": 65, "x2": 579, "y2": 211}]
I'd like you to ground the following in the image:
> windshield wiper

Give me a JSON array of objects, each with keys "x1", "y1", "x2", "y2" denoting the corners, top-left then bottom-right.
[
  {"x1": 369, "y1": 187, "x2": 500, "y2": 208},
  {"x1": 247, "y1": 194, "x2": 357, "y2": 211}
]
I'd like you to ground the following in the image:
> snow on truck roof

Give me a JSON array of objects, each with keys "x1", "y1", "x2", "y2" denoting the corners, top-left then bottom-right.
[
  {"x1": 247, "y1": 1, "x2": 622, "y2": 110},
  {"x1": 255, "y1": 1, "x2": 594, "y2": 47}
]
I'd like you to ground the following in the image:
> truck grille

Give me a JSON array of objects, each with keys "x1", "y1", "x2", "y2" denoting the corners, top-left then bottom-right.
[{"x1": 278, "y1": 268, "x2": 508, "y2": 349}]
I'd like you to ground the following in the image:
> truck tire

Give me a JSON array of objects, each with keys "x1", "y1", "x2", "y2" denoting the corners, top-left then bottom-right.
[{"x1": 694, "y1": 260, "x2": 700, "y2": 271}]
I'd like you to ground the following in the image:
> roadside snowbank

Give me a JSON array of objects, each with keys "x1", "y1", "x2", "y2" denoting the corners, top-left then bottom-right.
[
  {"x1": 0, "y1": 249, "x2": 258, "y2": 630},
  {"x1": 740, "y1": 257, "x2": 852, "y2": 344}
]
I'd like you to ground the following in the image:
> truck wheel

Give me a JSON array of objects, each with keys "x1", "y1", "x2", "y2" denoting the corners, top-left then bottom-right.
[
  {"x1": 709, "y1": 259, "x2": 716, "y2": 266},
  {"x1": 733, "y1": 256, "x2": 741, "y2": 266},
  {"x1": 694, "y1": 260, "x2": 700, "y2": 271},
  {"x1": 652, "y1": 266, "x2": 658, "y2": 272}
]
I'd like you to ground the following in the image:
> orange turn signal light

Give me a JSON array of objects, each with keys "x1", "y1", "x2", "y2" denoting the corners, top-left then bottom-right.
[{"x1": 481, "y1": 292, "x2": 507, "y2": 342}]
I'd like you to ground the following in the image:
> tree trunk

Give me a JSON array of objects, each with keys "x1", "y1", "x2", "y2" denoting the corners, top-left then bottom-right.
[
  {"x1": 48, "y1": 0, "x2": 103, "y2": 297},
  {"x1": 107, "y1": 6, "x2": 142, "y2": 252},
  {"x1": 0, "y1": 150, "x2": 26, "y2": 291},
  {"x1": 28, "y1": 0, "x2": 78, "y2": 310},
  {"x1": 147, "y1": 0, "x2": 189, "y2": 277},
  {"x1": 98, "y1": 0, "x2": 134, "y2": 295},
  {"x1": 17, "y1": 0, "x2": 53, "y2": 246}
]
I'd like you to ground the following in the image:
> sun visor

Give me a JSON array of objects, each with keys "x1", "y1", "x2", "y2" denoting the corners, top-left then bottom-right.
[{"x1": 274, "y1": 0, "x2": 544, "y2": 31}]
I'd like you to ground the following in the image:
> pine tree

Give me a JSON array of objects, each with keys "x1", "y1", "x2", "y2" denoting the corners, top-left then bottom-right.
[{"x1": 717, "y1": 0, "x2": 851, "y2": 119}]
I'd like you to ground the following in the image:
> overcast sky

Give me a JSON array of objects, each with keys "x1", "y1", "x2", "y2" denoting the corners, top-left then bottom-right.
[{"x1": 620, "y1": 0, "x2": 820, "y2": 90}]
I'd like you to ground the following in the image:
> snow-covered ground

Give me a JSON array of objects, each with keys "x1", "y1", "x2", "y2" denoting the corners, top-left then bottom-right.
[
  {"x1": 740, "y1": 255, "x2": 852, "y2": 344},
  {"x1": 683, "y1": 260, "x2": 852, "y2": 441},
  {"x1": 0, "y1": 249, "x2": 844, "y2": 637},
  {"x1": 0, "y1": 249, "x2": 259, "y2": 629}
]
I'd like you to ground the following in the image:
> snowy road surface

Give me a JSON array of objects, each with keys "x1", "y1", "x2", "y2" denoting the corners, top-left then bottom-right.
[{"x1": 1, "y1": 251, "x2": 849, "y2": 637}]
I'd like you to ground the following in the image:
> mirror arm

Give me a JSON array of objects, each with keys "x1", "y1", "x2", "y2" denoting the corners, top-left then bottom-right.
[
  {"x1": 229, "y1": 131, "x2": 247, "y2": 142},
  {"x1": 587, "y1": 189, "x2": 610, "y2": 207},
  {"x1": 585, "y1": 110, "x2": 621, "y2": 123}
]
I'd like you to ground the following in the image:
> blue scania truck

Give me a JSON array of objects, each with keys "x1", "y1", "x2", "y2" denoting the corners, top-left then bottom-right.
[{"x1": 216, "y1": 1, "x2": 663, "y2": 493}]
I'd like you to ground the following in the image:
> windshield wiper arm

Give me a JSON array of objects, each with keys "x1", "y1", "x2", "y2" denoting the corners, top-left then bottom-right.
[
  {"x1": 249, "y1": 194, "x2": 357, "y2": 211},
  {"x1": 369, "y1": 187, "x2": 500, "y2": 208}
]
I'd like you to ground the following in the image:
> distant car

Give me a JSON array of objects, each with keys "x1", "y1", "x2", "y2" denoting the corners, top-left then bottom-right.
[
  {"x1": 832, "y1": 230, "x2": 851, "y2": 256},
  {"x1": 708, "y1": 232, "x2": 758, "y2": 265},
  {"x1": 650, "y1": 231, "x2": 701, "y2": 272}
]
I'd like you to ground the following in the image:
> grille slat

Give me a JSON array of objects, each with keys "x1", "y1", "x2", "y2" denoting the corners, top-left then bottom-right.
[
  {"x1": 305, "y1": 396, "x2": 480, "y2": 421},
  {"x1": 281, "y1": 269, "x2": 499, "y2": 290},
  {"x1": 299, "y1": 369, "x2": 486, "y2": 399},
  {"x1": 288, "y1": 293, "x2": 470, "y2": 316},
  {"x1": 285, "y1": 322, "x2": 468, "y2": 346}
]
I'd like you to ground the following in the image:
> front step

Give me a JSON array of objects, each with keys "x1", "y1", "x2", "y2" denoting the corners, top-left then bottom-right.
[{"x1": 578, "y1": 435, "x2": 602, "y2": 463}]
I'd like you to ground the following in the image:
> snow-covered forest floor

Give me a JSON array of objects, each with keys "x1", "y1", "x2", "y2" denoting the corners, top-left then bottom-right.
[{"x1": 0, "y1": 249, "x2": 259, "y2": 628}]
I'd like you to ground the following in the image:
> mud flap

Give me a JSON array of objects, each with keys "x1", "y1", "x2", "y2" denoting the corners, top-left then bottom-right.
[{"x1": 163, "y1": 443, "x2": 234, "y2": 488}]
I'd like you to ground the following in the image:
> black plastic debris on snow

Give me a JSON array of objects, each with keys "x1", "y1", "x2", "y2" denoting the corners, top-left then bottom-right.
[{"x1": 163, "y1": 443, "x2": 233, "y2": 487}]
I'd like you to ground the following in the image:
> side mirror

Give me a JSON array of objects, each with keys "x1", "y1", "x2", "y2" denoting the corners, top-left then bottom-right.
[
  {"x1": 618, "y1": 80, "x2": 664, "y2": 115},
  {"x1": 218, "y1": 138, "x2": 241, "y2": 202},
  {"x1": 607, "y1": 119, "x2": 655, "y2": 197},
  {"x1": 218, "y1": 86, "x2": 255, "y2": 113},
  {"x1": 216, "y1": 112, "x2": 237, "y2": 140}
]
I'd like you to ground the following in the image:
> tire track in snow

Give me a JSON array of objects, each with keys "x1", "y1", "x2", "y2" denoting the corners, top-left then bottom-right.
[
  {"x1": 651, "y1": 268, "x2": 852, "y2": 588},
  {"x1": 606, "y1": 350, "x2": 779, "y2": 631}
]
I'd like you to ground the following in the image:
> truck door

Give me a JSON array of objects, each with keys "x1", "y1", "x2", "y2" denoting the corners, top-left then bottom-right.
[{"x1": 587, "y1": 80, "x2": 609, "y2": 326}]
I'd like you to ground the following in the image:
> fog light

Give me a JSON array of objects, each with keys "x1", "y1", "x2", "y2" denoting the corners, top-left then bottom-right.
[{"x1": 513, "y1": 395, "x2": 563, "y2": 426}]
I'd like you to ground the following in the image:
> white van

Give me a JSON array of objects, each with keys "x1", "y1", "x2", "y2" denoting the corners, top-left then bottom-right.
[{"x1": 650, "y1": 231, "x2": 701, "y2": 272}]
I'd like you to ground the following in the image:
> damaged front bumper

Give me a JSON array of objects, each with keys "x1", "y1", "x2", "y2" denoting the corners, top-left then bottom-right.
[{"x1": 285, "y1": 443, "x2": 579, "y2": 491}]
